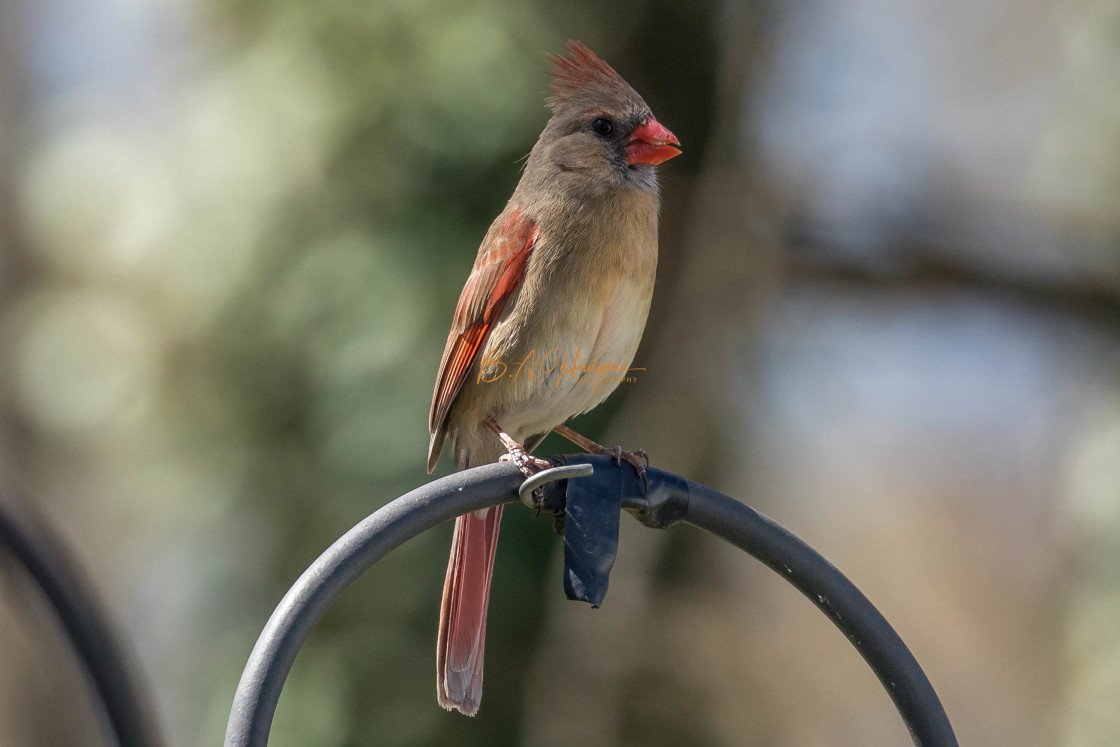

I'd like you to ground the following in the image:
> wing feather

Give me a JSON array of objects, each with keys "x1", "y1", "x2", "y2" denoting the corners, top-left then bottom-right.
[{"x1": 427, "y1": 207, "x2": 539, "y2": 472}]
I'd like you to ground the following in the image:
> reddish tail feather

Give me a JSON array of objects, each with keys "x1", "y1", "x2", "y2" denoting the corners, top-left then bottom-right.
[{"x1": 437, "y1": 505, "x2": 503, "y2": 715}]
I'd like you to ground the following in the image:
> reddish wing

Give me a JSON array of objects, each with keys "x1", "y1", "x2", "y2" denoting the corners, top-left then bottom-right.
[{"x1": 427, "y1": 207, "x2": 539, "y2": 472}]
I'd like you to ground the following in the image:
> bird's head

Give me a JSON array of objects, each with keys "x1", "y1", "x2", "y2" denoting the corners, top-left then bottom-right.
[{"x1": 534, "y1": 40, "x2": 681, "y2": 194}]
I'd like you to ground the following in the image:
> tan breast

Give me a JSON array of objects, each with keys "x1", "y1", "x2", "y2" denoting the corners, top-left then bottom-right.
[{"x1": 451, "y1": 186, "x2": 660, "y2": 447}]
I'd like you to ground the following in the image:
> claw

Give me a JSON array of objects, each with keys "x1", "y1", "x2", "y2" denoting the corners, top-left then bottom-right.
[
  {"x1": 592, "y1": 445, "x2": 648, "y2": 494},
  {"x1": 499, "y1": 450, "x2": 546, "y2": 509},
  {"x1": 498, "y1": 449, "x2": 550, "y2": 479},
  {"x1": 499, "y1": 449, "x2": 550, "y2": 508},
  {"x1": 549, "y1": 424, "x2": 650, "y2": 494}
]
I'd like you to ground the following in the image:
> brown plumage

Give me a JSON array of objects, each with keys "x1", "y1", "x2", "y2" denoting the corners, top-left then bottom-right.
[{"x1": 429, "y1": 40, "x2": 681, "y2": 715}]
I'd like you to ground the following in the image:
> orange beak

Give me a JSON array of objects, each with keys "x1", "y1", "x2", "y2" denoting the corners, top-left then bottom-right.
[{"x1": 625, "y1": 118, "x2": 682, "y2": 166}]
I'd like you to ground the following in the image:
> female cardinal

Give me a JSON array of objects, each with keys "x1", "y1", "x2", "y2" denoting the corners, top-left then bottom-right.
[{"x1": 427, "y1": 40, "x2": 681, "y2": 715}]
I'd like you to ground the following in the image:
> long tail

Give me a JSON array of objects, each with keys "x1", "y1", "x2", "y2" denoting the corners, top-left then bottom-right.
[{"x1": 437, "y1": 505, "x2": 503, "y2": 715}]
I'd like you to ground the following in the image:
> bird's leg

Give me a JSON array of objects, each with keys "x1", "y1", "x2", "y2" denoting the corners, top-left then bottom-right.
[
  {"x1": 487, "y1": 418, "x2": 552, "y2": 516},
  {"x1": 486, "y1": 417, "x2": 550, "y2": 479},
  {"x1": 552, "y1": 423, "x2": 649, "y2": 491}
]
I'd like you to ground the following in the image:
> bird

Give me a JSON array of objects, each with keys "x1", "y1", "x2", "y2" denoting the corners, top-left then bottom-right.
[{"x1": 427, "y1": 39, "x2": 681, "y2": 716}]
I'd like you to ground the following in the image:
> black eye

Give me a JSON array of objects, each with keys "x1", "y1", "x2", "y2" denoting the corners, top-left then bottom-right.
[{"x1": 591, "y1": 117, "x2": 614, "y2": 137}]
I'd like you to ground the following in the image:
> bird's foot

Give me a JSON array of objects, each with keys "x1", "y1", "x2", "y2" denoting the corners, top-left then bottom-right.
[
  {"x1": 487, "y1": 417, "x2": 551, "y2": 510},
  {"x1": 551, "y1": 424, "x2": 649, "y2": 493},
  {"x1": 593, "y1": 445, "x2": 649, "y2": 492},
  {"x1": 487, "y1": 416, "x2": 548, "y2": 479},
  {"x1": 498, "y1": 449, "x2": 551, "y2": 480},
  {"x1": 499, "y1": 448, "x2": 550, "y2": 514}
]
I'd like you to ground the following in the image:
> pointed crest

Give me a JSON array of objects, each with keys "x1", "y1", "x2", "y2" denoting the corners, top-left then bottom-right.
[{"x1": 547, "y1": 40, "x2": 643, "y2": 112}]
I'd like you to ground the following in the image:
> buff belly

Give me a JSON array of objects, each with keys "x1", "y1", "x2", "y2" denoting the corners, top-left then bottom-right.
[{"x1": 465, "y1": 267, "x2": 653, "y2": 447}]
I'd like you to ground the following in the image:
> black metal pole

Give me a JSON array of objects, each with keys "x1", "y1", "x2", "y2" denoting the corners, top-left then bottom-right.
[
  {"x1": 225, "y1": 462, "x2": 526, "y2": 747},
  {"x1": 0, "y1": 482, "x2": 164, "y2": 747},
  {"x1": 673, "y1": 479, "x2": 957, "y2": 746},
  {"x1": 225, "y1": 457, "x2": 957, "y2": 747}
]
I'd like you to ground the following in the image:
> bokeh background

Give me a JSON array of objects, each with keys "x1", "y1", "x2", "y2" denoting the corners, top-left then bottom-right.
[{"x1": 1, "y1": 0, "x2": 1119, "y2": 744}]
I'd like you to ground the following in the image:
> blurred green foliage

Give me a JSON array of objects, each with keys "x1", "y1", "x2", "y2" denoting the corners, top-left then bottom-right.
[{"x1": 14, "y1": 0, "x2": 1120, "y2": 744}]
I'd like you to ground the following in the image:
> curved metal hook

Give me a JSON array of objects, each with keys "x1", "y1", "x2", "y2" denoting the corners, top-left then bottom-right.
[
  {"x1": 225, "y1": 458, "x2": 958, "y2": 747},
  {"x1": 517, "y1": 463, "x2": 595, "y2": 508}
]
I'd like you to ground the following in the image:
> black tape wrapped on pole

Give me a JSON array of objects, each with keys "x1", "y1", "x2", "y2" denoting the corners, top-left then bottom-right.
[{"x1": 225, "y1": 455, "x2": 958, "y2": 747}]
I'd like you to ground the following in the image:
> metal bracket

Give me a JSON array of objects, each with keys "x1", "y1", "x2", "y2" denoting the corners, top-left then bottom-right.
[{"x1": 517, "y1": 463, "x2": 594, "y2": 508}]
